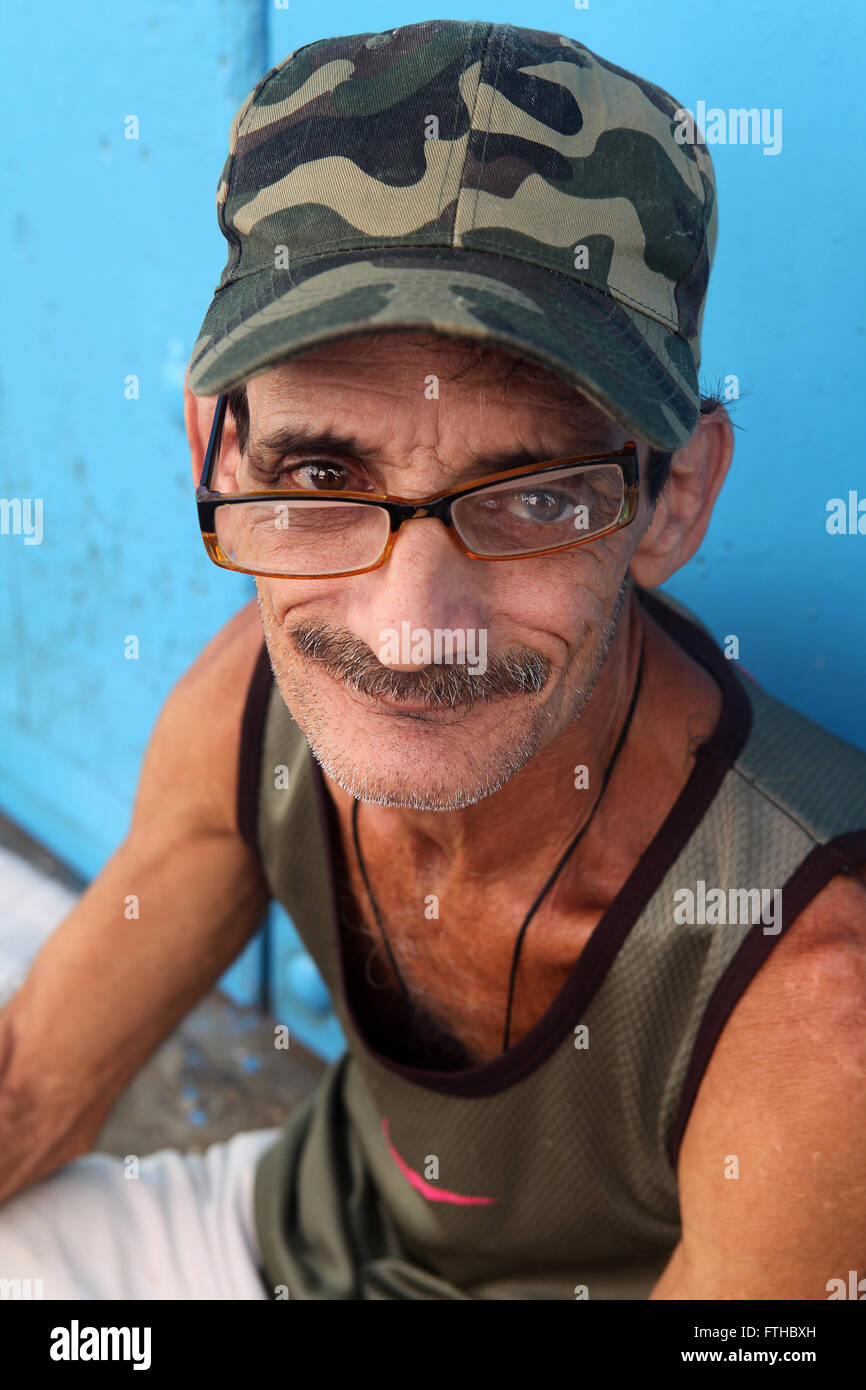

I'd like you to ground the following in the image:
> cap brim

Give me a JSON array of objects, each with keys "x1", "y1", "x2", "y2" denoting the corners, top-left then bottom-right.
[{"x1": 188, "y1": 247, "x2": 698, "y2": 452}]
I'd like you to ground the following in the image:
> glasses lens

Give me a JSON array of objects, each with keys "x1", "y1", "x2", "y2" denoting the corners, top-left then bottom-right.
[
  {"x1": 451, "y1": 463, "x2": 625, "y2": 558},
  {"x1": 213, "y1": 499, "x2": 390, "y2": 577}
]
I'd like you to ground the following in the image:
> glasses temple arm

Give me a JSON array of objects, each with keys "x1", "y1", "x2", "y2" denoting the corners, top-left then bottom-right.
[{"x1": 198, "y1": 394, "x2": 228, "y2": 490}]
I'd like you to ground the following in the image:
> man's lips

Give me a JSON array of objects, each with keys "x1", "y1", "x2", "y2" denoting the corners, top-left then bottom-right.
[
  {"x1": 374, "y1": 688, "x2": 455, "y2": 713},
  {"x1": 346, "y1": 681, "x2": 472, "y2": 719}
]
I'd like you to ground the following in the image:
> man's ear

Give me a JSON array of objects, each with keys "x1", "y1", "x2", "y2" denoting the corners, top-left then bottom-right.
[
  {"x1": 183, "y1": 369, "x2": 240, "y2": 489},
  {"x1": 184, "y1": 367, "x2": 218, "y2": 488},
  {"x1": 629, "y1": 405, "x2": 734, "y2": 589}
]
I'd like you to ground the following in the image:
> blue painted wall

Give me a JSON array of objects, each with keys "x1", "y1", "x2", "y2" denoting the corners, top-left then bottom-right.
[{"x1": 2, "y1": 1, "x2": 863, "y2": 1061}]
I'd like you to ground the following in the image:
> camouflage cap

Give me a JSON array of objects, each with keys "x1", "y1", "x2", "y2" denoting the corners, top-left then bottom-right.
[{"x1": 188, "y1": 19, "x2": 717, "y2": 451}]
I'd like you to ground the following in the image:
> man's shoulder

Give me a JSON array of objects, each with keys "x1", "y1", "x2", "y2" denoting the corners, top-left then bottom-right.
[
  {"x1": 172, "y1": 598, "x2": 264, "y2": 705},
  {"x1": 680, "y1": 856, "x2": 866, "y2": 1119},
  {"x1": 131, "y1": 600, "x2": 265, "y2": 838},
  {"x1": 666, "y1": 853, "x2": 866, "y2": 1297},
  {"x1": 643, "y1": 584, "x2": 866, "y2": 841},
  {"x1": 678, "y1": 850, "x2": 866, "y2": 1112},
  {"x1": 677, "y1": 855, "x2": 866, "y2": 1140},
  {"x1": 730, "y1": 669, "x2": 866, "y2": 852}
]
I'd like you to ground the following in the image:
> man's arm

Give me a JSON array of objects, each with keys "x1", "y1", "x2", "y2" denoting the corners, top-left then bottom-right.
[
  {"x1": 650, "y1": 863, "x2": 866, "y2": 1300},
  {"x1": 0, "y1": 600, "x2": 271, "y2": 1206}
]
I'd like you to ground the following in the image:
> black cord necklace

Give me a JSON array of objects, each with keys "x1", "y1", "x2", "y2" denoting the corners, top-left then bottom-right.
[{"x1": 351, "y1": 634, "x2": 645, "y2": 1057}]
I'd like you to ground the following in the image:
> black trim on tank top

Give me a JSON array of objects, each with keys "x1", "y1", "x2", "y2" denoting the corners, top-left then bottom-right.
[
  {"x1": 308, "y1": 585, "x2": 755, "y2": 1099},
  {"x1": 668, "y1": 827, "x2": 866, "y2": 1168},
  {"x1": 236, "y1": 639, "x2": 274, "y2": 856}
]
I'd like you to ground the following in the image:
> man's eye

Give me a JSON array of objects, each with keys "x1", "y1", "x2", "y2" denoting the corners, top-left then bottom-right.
[{"x1": 284, "y1": 461, "x2": 355, "y2": 491}]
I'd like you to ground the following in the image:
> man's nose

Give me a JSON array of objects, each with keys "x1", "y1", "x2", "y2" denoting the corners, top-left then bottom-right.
[{"x1": 347, "y1": 516, "x2": 486, "y2": 669}]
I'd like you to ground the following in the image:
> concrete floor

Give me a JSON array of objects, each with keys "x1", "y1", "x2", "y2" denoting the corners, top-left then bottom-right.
[
  {"x1": 0, "y1": 813, "x2": 327, "y2": 1160},
  {"x1": 94, "y1": 989, "x2": 326, "y2": 1157}
]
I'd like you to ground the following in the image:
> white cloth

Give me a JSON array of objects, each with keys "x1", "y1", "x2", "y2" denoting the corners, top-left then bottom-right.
[
  {"x1": 0, "y1": 846, "x2": 79, "y2": 1008},
  {"x1": 0, "y1": 1128, "x2": 282, "y2": 1300}
]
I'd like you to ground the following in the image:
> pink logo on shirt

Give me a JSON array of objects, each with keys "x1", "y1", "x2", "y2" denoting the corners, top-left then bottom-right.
[{"x1": 381, "y1": 1117, "x2": 499, "y2": 1205}]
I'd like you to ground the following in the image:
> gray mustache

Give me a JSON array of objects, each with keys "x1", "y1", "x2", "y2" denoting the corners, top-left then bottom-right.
[{"x1": 292, "y1": 622, "x2": 549, "y2": 710}]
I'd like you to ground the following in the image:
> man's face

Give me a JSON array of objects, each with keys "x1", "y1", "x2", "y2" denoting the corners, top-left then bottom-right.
[{"x1": 224, "y1": 332, "x2": 655, "y2": 810}]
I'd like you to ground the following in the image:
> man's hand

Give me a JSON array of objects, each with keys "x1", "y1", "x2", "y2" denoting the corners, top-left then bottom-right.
[
  {"x1": 651, "y1": 863, "x2": 866, "y2": 1300},
  {"x1": 0, "y1": 600, "x2": 270, "y2": 1206}
]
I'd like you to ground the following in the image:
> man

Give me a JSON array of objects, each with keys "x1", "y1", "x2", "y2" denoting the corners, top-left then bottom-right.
[{"x1": 1, "y1": 19, "x2": 865, "y2": 1301}]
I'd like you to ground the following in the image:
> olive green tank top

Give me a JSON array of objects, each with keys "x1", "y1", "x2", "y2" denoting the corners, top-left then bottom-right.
[{"x1": 239, "y1": 587, "x2": 866, "y2": 1300}]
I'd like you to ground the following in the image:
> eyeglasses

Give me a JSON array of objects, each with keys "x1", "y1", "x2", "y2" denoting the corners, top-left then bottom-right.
[{"x1": 196, "y1": 394, "x2": 640, "y2": 579}]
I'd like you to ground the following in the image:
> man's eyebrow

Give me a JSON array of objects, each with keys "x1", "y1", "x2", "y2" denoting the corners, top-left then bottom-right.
[
  {"x1": 247, "y1": 424, "x2": 380, "y2": 465},
  {"x1": 245, "y1": 419, "x2": 613, "y2": 478}
]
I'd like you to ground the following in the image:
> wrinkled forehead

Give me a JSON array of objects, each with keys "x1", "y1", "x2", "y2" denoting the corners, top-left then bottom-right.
[{"x1": 244, "y1": 331, "x2": 619, "y2": 429}]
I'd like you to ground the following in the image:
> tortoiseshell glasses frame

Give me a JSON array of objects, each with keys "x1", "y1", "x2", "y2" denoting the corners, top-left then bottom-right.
[{"x1": 196, "y1": 393, "x2": 640, "y2": 580}]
